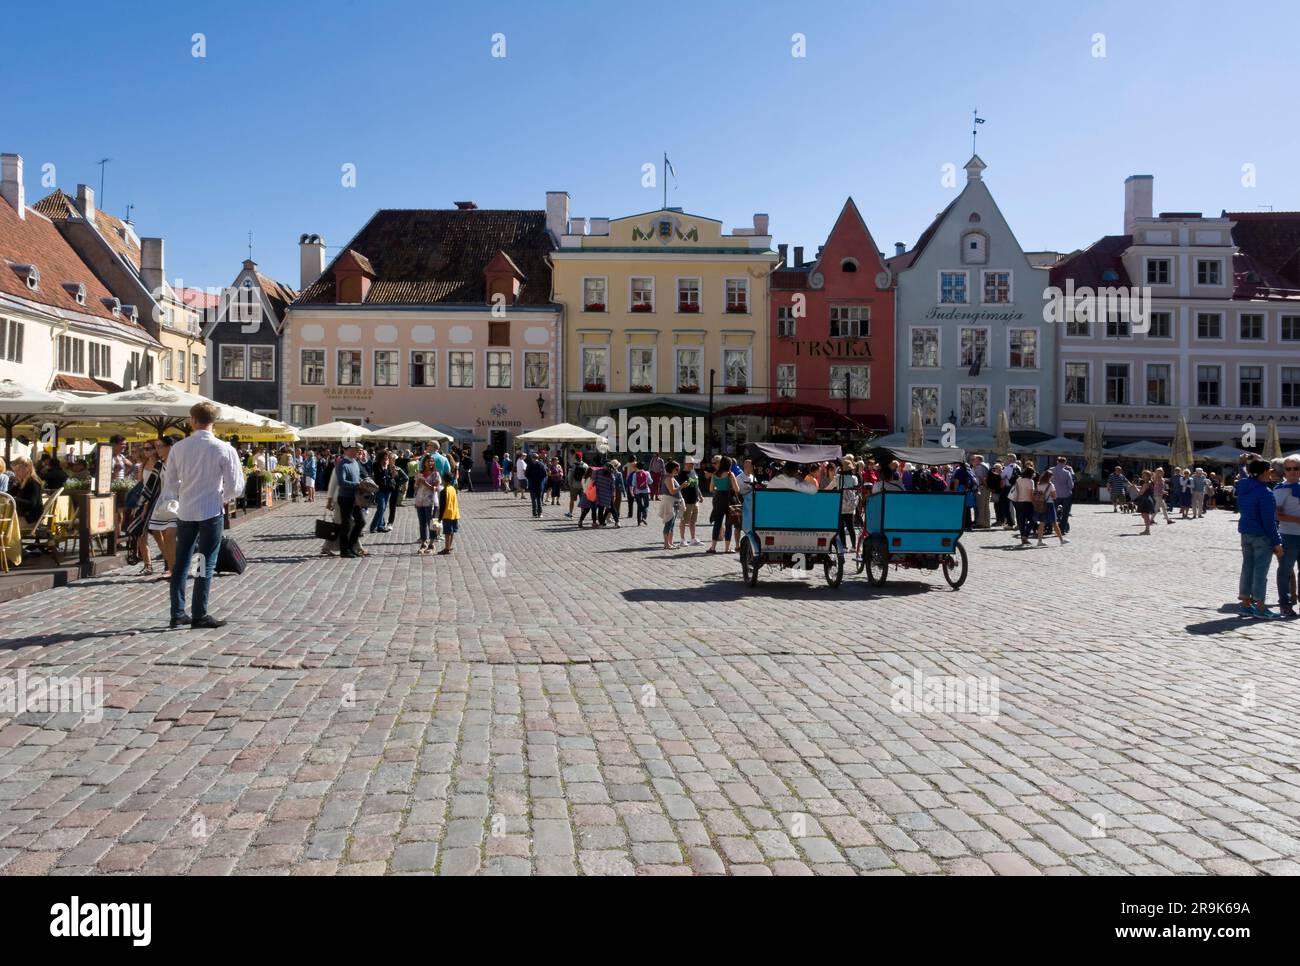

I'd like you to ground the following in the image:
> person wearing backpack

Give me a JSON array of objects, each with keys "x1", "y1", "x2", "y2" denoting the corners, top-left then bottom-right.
[
  {"x1": 628, "y1": 460, "x2": 652, "y2": 525},
  {"x1": 566, "y1": 457, "x2": 588, "y2": 517},
  {"x1": 1032, "y1": 470, "x2": 1066, "y2": 546},
  {"x1": 1011, "y1": 461, "x2": 1037, "y2": 546},
  {"x1": 1237, "y1": 458, "x2": 1283, "y2": 619},
  {"x1": 678, "y1": 458, "x2": 701, "y2": 546}
]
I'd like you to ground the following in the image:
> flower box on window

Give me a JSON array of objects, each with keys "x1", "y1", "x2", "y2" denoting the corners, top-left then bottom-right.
[
  {"x1": 584, "y1": 302, "x2": 606, "y2": 312},
  {"x1": 629, "y1": 384, "x2": 653, "y2": 393},
  {"x1": 726, "y1": 302, "x2": 748, "y2": 314},
  {"x1": 630, "y1": 303, "x2": 653, "y2": 313},
  {"x1": 677, "y1": 384, "x2": 700, "y2": 394},
  {"x1": 678, "y1": 302, "x2": 700, "y2": 313},
  {"x1": 583, "y1": 382, "x2": 606, "y2": 392},
  {"x1": 724, "y1": 384, "x2": 747, "y2": 394}
]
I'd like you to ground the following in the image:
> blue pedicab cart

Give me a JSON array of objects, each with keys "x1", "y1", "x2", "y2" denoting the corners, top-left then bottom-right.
[
  {"x1": 856, "y1": 445, "x2": 969, "y2": 590},
  {"x1": 738, "y1": 442, "x2": 846, "y2": 589}
]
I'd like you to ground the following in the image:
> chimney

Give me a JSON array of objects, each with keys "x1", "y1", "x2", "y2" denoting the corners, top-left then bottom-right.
[
  {"x1": 546, "y1": 191, "x2": 569, "y2": 243},
  {"x1": 778, "y1": 243, "x2": 788, "y2": 266},
  {"x1": 76, "y1": 184, "x2": 96, "y2": 223},
  {"x1": 1, "y1": 154, "x2": 24, "y2": 218},
  {"x1": 299, "y1": 233, "x2": 326, "y2": 289},
  {"x1": 1124, "y1": 175, "x2": 1154, "y2": 234},
  {"x1": 454, "y1": 201, "x2": 477, "y2": 210},
  {"x1": 752, "y1": 213, "x2": 769, "y2": 235},
  {"x1": 793, "y1": 246, "x2": 804, "y2": 267},
  {"x1": 141, "y1": 237, "x2": 165, "y2": 296},
  {"x1": 895, "y1": 242, "x2": 906, "y2": 256}
]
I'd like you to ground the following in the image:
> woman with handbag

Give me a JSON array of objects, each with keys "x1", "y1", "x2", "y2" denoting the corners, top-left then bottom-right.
[
  {"x1": 413, "y1": 456, "x2": 441, "y2": 554},
  {"x1": 123, "y1": 439, "x2": 167, "y2": 575},
  {"x1": 1032, "y1": 470, "x2": 1066, "y2": 546},
  {"x1": 706, "y1": 454, "x2": 736, "y2": 554},
  {"x1": 1134, "y1": 470, "x2": 1156, "y2": 535},
  {"x1": 145, "y1": 436, "x2": 180, "y2": 576}
]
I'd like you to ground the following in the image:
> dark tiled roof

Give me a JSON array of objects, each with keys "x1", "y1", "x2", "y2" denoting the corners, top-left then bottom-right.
[
  {"x1": 1233, "y1": 251, "x2": 1300, "y2": 300},
  {"x1": 295, "y1": 209, "x2": 556, "y2": 306},
  {"x1": 52, "y1": 374, "x2": 123, "y2": 393},
  {"x1": 770, "y1": 267, "x2": 809, "y2": 290},
  {"x1": 887, "y1": 197, "x2": 962, "y2": 275},
  {"x1": 34, "y1": 189, "x2": 142, "y2": 271},
  {"x1": 1227, "y1": 212, "x2": 1300, "y2": 287},
  {"x1": 0, "y1": 202, "x2": 132, "y2": 324},
  {"x1": 1049, "y1": 235, "x2": 1133, "y2": 290}
]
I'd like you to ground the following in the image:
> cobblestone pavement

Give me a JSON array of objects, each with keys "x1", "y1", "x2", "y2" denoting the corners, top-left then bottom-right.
[{"x1": 0, "y1": 491, "x2": 1297, "y2": 876}]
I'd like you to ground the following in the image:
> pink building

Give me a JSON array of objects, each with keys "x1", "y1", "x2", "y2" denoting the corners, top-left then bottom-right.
[{"x1": 282, "y1": 203, "x2": 561, "y2": 460}]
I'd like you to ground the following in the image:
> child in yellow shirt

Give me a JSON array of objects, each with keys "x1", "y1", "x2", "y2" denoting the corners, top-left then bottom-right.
[{"x1": 439, "y1": 482, "x2": 460, "y2": 554}]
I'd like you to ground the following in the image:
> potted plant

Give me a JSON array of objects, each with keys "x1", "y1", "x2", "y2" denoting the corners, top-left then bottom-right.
[
  {"x1": 630, "y1": 384, "x2": 653, "y2": 393},
  {"x1": 583, "y1": 381, "x2": 606, "y2": 392},
  {"x1": 677, "y1": 384, "x2": 700, "y2": 394},
  {"x1": 678, "y1": 301, "x2": 700, "y2": 313},
  {"x1": 630, "y1": 302, "x2": 653, "y2": 313},
  {"x1": 725, "y1": 302, "x2": 747, "y2": 314},
  {"x1": 584, "y1": 301, "x2": 606, "y2": 312},
  {"x1": 725, "y1": 384, "x2": 747, "y2": 394}
]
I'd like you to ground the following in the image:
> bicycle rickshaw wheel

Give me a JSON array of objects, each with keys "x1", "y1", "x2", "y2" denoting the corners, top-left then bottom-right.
[
  {"x1": 740, "y1": 539, "x2": 759, "y2": 587},
  {"x1": 866, "y1": 542, "x2": 889, "y2": 587},
  {"x1": 824, "y1": 552, "x2": 844, "y2": 588},
  {"x1": 941, "y1": 543, "x2": 968, "y2": 590}
]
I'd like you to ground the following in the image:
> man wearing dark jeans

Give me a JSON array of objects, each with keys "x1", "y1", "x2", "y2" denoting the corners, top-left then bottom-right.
[
  {"x1": 1050, "y1": 456, "x2": 1075, "y2": 535},
  {"x1": 524, "y1": 453, "x2": 548, "y2": 517},
  {"x1": 330, "y1": 441, "x2": 368, "y2": 557},
  {"x1": 160, "y1": 401, "x2": 245, "y2": 629}
]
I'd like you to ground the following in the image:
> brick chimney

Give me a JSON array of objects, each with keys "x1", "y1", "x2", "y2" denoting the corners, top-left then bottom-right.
[
  {"x1": 454, "y1": 201, "x2": 478, "y2": 210},
  {"x1": 895, "y1": 242, "x2": 906, "y2": 256},
  {"x1": 299, "y1": 233, "x2": 326, "y2": 289},
  {"x1": 1, "y1": 154, "x2": 24, "y2": 218},
  {"x1": 76, "y1": 184, "x2": 96, "y2": 223},
  {"x1": 778, "y1": 243, "x2": 787, "y2": 266},
  {"x1": 752, "y1": 213, "x2": 769, "y2": 235},
  {"x1": 1124, "y1": 175, "x2": 1154, "y2": 234},
  {"x1": 793, "y1": 246, "x2": 804, "y2": 267},
  {"x1": 141, "y1": 237, "x2": 165, "y2": 296}
]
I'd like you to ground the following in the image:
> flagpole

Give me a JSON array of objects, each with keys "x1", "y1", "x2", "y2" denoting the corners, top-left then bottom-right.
[{"x1": 663, "y1": 152, "x2": 667, "y2": 210}]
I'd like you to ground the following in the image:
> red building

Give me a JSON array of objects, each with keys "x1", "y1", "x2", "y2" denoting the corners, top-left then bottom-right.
[{"x1": 768, "y1": 198, "x2": 895, "y2": 435}]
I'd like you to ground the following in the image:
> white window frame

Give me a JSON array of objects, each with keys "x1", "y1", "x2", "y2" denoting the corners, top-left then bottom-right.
[
  {"x1": 1195, "y1": 258, "x2": 1225, "y2": 287},
  {"x1": 219, "y1": 343, "x2": 246, "y2": 381},
  {"x1": 909, "y1": 385, "x2": 941, "y2": 426},
  {"x1": 1238, "y1": 312, "x2": 1265, "y2": 341},
  {"x1": 776, "y1": 363, "x2": 796, "y2": 398},
  {"x1": 938, "y1": 270, "x2": 969, "y2": 305},
  {"x1": 1005, "y1": 385, "x2": 1040, "y2": 429},
  {"x1": 581, "y1": 345, "x2": 610, "y2": 390},
  {"x1": 675, "y1": 346, "x2": 702, "y2": 392},
  {"x1": 1196, "y1": 364, "x2": 1223, "y2": 407},
  {"x1": 1195, "y1": 311, "x2": 1224, "y2": 342},
  {"x1": 909, "y1": 326, "x2": 941, "y2": 369},
  {"x1": 1063, "y1": 360, "x2": 1090, "y2": 405},
  {"x1": 289, "y1": 403, "x2": 316, "y2": 427},
  {"x1": 629, "y1": 276, "x2": 655, "y2": 312},
  {"x1": 1281, "y1": 365, "x2": 1300, "y2": 408},
  {"x1": 676, "y1": 277, "x2": 701, "y2": 313},
  {"x1": 409, "y1": 349, "x2": 437, "y2": 388},
  {"x1": 981, "y1": 269, "x2": 1012, "y2": 305},
  {"x1": 1104, "y1": 361, "x2": 1132, "y2": 406},
  {"x1": 626, "y1": 346, "x2": 656, "y2": 392},
  {"x1": 957, "y1": 384, "x2": 990, "y2": 427},
  {"x1": 724, "y1": 278, "x2": 749, "y2": 313},
  {"x1": 722, "y1": 346, "x2": 752, "y2": 389},
  {"x1": 828, "y1": 364, "x2": 870, "y2": 400},
  {"x1": 249, "y1": 344, "x2": 276, "y2": 382},
  {"x1": 374, "y1": 348, "x2": 399, "y2": 387},
  {"x1": 1238, "y1": 363, "x2": 1265, "y2": 409},
  {"x1": 336, "y1": 348, "x2": 363, "y2": 387},
  {"x1": 160, "y1": 348, "x2": 173, "y2": 381},
  {"x1": 1144, "y1": 257, "x2": 1171, "y2": 286},
  {"x1": 523, "y1": 351, "x2": 550, "y2": 389},
  {"x1": 776, "y1": 305, "x2": 796, "y2": 338},
  {"x1": 486, "y1": 349, "x2": 512, "y2": 389},
  {"x1": 300, "y1": 348, "x2": 326, "y2": 386},
  {"x1": 1146, "y1": 310, "x2": 1173, "y2": 339},
  {"x1": 829, "y1": 305, "x2": 870, "y2": 338},
  {"x1": 0, "y1": 317, "x2": 24, "y2": 363},
  {"x1": 1104, "y1": 310, "x2": 1132, "y2": 339},
  {"x1": 958, "y1": 326, "x2": 990, "y2": 368},
  {"x1": 448, "y1": 350, "x2": 475, "y2": 388},
  {"x1": 582, "y1": 276, "x2": 608, "y2": 312},
  {"x1": 1006, "y1": 327, "x2": 1039, "y2": 370},
  {"x1": 1280, "y1": 315, "x2": 1300, "y2": 342},
  {"x1": 1144, "y1": 362, "x2": 1172, "y2": 407}
]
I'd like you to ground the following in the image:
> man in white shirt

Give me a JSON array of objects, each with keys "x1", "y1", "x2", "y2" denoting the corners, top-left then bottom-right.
[
  {"x1": 970, "y1": 454, "x2": 991, "y2": 529},
  {"x1": 160, "y1": 401, "x2": 245, "y2": 629}
]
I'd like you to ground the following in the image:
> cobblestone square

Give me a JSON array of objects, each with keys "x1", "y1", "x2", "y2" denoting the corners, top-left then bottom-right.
[{"x1": 0, "y1": 493, "x2": 1297, "y2": 875}]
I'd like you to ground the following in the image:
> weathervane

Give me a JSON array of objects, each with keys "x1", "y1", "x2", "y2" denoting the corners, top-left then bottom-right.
[{"x1": 972, "y1": 109, "x2": 985, "y2": 155}]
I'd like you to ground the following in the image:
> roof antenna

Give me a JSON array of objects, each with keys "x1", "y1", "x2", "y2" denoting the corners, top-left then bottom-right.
[
  {"x1": 248, "y1": 230, "x2": 254, "y2": 260},
  {"x1": 125, "y1": 203, "x2": 134, "y2": 223},
  {"x1": 97, "y1": 157, "x2": 111, "y2": 206}
]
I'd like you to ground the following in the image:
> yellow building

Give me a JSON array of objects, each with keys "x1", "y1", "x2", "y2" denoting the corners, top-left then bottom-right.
[{"x1": 547, "y1": 193, "x2": 776, "y2": 451}]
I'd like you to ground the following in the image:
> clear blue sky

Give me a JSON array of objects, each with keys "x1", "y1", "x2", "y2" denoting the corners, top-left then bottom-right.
[{"x1": 9, "y1": 0, "x2": 1298, "y2": 289}]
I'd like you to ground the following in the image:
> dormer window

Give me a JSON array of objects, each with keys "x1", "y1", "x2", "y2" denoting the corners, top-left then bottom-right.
[
  {"x1": 104, "y1": 297, "x2": 122, "y2": 317},
  {"x1": 16, "y1": 264, "x2": 39, "y2": 291},
  {"x1": 64, "y1": 282, "x2": 87, "y2": 305},
  {"x1": 961, "y1": 231, "x2": 988, "y2": 265},
  {"x1": 969, "y1": 213, "x2": 982, "y2": 223},
  {"x1": 840, "y1": 258, "x2": 859, "y2": 273}
]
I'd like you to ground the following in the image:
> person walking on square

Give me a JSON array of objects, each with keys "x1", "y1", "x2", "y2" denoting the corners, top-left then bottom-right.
[
  {"x1": 1153, "y1": 467, "x2": 1173, "y2": 524},
  {"x1": 609, "y1": 458, "x2": 626, "y2": 527},
  {"x1": 459, "y1": 448, "x2": 474, "y2": 492},
  {"x1": 490, "y1": 453, "x2": 502, "y2": 493},
  {"x1": 649, "y1": 453, "x2": 665, "y2": 501},
  {"x1": 659, "y1": 460, "x2": 682, "y2": 549},
  {"x1": 566, "y1": 455, "x2": 588, "y2": 518},
  {"x1": 369, "y1": 449, "x2": 399, "y2": 534},
  {"x1": 678, "y1": 457, "x2": 701, "y2": 546},
  {"x1": 160, "y1": 402, "x2": 245, "y2": 629},
  {"x1": 1032, "y1": 470, "x2": 1066, "y2": 546},
  {"x1": 1272, "y1": 456, "x2": 1300, "y2": 618},
  {"x1": 1050, "y1": 456, "x2": 1075, "y2": 535},
  {"x1": 327, "y1": 441, "x2": 370, "y2": 558},
  {"x1": 1108, "y1": 465, "x2": 1129, "y2": 512},
  {"x1": 413, "y1": 456, "x2": 441, "y2": 554},
  {"x1": 525, "y1": 452, "x2": 548, "y2": 517},
  {"x1": 629, "y1": 460, "x2": 652, "y2": 525},
  {"x1": 970, "y1": 454, "x2": 990, "y2": 529},
  {"x1": 548, "y1": 456, "x2": 564, "y2": 505},
  {"x1": 1011, "y1": 461, "x2": 1037, "y2": 546},
  {"x1": 1177, "y1": 468, "x2": 1193, "y2": 518},
  {"x1": 706, "y1": 454, "x2": 737, "y2": 554},
  {"x1": 1237, "y1": 458, "x2": 1283, "y2": 618},
  {"x1": 438, "y1": 480, "x2": 460, "y2": 554},
  {"x1": 1134, "y1": 470, "x2": 1156, "y2": 534}
]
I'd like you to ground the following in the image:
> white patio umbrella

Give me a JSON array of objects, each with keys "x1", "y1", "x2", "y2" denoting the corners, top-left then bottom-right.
[
  {"x1": 297, "y1": 421, "x2": 374, "y2": 443},
  {"x1": 376, "y1": 420, "x2": 454, "y2": 442},
  {"x1": 1263, "y1": 419, "x2": 1283, "y2": 460},
  {"x1": 906, "y1": 408, "x2": 924, "y2": 447},
  {"x1": 1194, "y1": 443, "x2": 1253, "y2": 465},
  {"x1": 1169, "y1": 415, "x2": 1195, "y2": 469},
  {"x1": 1083, "y1": 414, "x2": 1103, "y2": 477},
  {"x1": 59, "y1": 382, "x2": 231, "y2": 437},
  {"x1": 994, "y1": 410, "x2": 1011, "y2": 458},
  {"x1": 1022, "y1": 435, "x2": 1086, "y2": 457},
  {"x1": 515, "y1": 422, "x2": 609, "y2": 446},
  {"x1": 1109, "y1": 439, "x2": 1170, "y2": 461},
  {"x1": 0, "y1": 379, "x2": 69, "y2": 459}
]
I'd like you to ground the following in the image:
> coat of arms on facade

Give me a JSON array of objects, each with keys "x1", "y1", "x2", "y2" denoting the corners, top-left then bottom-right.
[{"x1": 633, "y1": 215, "x2": 699, "y2": 244}]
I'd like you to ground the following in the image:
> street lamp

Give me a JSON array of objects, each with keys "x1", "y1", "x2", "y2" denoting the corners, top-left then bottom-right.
[{"x1": 536, "y1": 394, "x2": 545, "y2": 418}]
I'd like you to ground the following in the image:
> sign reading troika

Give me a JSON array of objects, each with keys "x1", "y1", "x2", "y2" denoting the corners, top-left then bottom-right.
[{"x1": 790, "y1": 339, "x2": 872, "y2": 358}]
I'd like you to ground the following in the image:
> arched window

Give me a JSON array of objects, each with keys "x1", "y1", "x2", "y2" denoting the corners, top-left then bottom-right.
[
  {"x1": 961, "y1": 231, "x2": 988, "y2": 265},
  {"x1": 840, "y1": 258, "x2": 858, "y2": 273}
]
